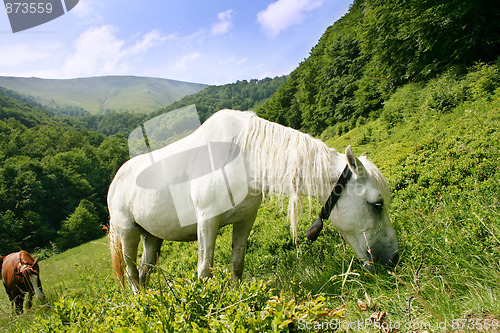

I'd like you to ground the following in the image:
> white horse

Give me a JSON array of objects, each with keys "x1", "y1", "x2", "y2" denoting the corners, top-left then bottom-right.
[{"x1": 108, "y1": 110, "x2": 398, "y2": 291}]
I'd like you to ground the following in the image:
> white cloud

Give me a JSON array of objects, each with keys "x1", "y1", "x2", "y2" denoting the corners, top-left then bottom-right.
[
  {"x1": 62, "y1": 25, "x2": 170, "y2": 78},
  {"x1": 68, "y1": 0, "x2": 103, "y2": 26},
  {"x1": 0, "y1": 42, "x2": 56, "y2": 67},
  {"x1": 211, "y1": 9, "x2": 234, "y2": 36},
  {"x1": 257, "y1": 0, "x2": 324, "y2": 38},
  {"x1": 70, "y1": 0, "x2": 95, "y2": 18},
  {"x1": 222, "y1": 56, "x2": 248, "y2": 65},
  {"x1": 173, "y1": 52, "x2": 202, "y2": 70},
  {"x1": 129, "y1": 29, "x2": 170, "y2": 54}
]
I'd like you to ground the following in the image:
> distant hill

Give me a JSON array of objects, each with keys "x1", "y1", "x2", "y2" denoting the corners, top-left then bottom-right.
[
  {"x1": 0, "y1": 76, "x2": 208, "y2": 115},
  {"x1": 152, "y1": 76, "x2": 288, "y2": 122},
  {"x1": 62, "y1": 76, "x2": 286, "y2": 137}
]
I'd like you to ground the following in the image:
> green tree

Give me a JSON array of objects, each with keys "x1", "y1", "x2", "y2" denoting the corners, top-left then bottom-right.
[
  {"x1": 0, "y1": 94, "x2": 129, "y2": 253},
  {"x1": 359, "y1": 0, "x2": 500, "y2": 83},
  {"x1": 57, "y1": 199, "x2": 103, "y2": 251}
]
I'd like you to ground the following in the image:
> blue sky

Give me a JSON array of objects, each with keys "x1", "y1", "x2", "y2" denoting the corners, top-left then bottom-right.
[{"x1": 0, "y1": 0, "x2": 352, "y2": 85}]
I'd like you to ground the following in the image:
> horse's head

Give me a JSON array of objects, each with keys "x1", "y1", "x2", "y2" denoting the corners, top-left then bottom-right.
[
  {"x1": 16, "y1": 253, "x2": 46, "y2": 301},
  {"x1": 325, "y1": 146, "x2": 399, "y2": 270}
]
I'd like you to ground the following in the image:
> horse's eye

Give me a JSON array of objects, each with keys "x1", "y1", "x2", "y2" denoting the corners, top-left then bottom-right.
[{"x1": 370, "y1": 201, "x2": 384, "y2": 212}]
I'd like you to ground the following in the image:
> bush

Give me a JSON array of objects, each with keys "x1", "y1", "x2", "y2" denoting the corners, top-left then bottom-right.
[
  {"x1": 22, "y1": 269, "x2": 345, "y2": 332},
  {"x1": 56, "y1": 199, "x2": 104, "y2": 251},
  {"x1": 465, "y1": 62, "x2": 500, "y2": 101},
  {"x1": 381, "y1": 83, "x2": 423, "y2": 127},
  {"x1": 382, "y1": 62, "x2": 500, "y2": 128}
]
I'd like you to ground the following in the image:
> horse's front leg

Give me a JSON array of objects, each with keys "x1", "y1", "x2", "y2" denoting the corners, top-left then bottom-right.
[
  {"x1": 12, "y1": 294, "x2": 24, "y2": 314},
  {"x1": 231, "y1": 213, "x2": 257, "y2": 283},
  {"x1": 197, "y1": 217, "x2": 220, "y2": 278}
]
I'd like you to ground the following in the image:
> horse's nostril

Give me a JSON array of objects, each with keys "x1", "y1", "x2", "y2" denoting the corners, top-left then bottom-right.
[{"x1": 363, "y1": 261, "x2": 375, "y2": 271}]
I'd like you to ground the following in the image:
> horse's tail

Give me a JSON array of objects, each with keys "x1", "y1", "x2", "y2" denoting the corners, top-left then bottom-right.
[{"x1": 108, "y1": 225, "x2": 125, "y2": 288}]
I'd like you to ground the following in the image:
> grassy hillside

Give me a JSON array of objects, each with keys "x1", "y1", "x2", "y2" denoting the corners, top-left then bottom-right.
[
  {"x1": 66, "y1": 76, "x2": 287, "y2": 137},
  {"x1": 2, "y1": 67, "x2": 499, "y2": 331},
  {"x1": 0, "y1": 76, "x2": 208, "y2": 115}
]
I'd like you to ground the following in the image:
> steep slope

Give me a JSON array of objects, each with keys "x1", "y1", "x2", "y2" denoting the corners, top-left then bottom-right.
[
  {"x1": 257, "y1": 0, "x2": 500, "y2": 137},
  {"x1": 0, "y1": 76, "x2": 208, "y2": 115}
]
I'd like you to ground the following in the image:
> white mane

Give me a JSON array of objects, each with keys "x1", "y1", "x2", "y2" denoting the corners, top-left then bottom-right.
[{"x1": 238, "y1": 113, "x2": 335, "y2": 242}]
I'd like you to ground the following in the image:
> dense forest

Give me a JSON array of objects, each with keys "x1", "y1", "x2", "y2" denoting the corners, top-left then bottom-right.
[
  {"x1": 257, "y1": 0, "x2": 500, "y2": 137},
  {"x1": 0, "y1": 94, "x2": 129, "y2": 254},
  {"x1": 150, "y1": 76, "x2": 288, "y2": 122}
]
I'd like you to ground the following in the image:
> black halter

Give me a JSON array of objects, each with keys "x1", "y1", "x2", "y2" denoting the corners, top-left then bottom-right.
[{"x1": 306, "y1": 164, "x2": 353, "y2": 241}]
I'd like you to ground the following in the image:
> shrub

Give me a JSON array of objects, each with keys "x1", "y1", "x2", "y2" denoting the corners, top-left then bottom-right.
[
  {"x1": 381, "y1": 83, "x2": 423, "y2": 127},
  {"x1": 465, "y1": 62, "x2": 500, "y2": 101},
  {"x1": 382, "y1": 62, "x2": 500, "y2": 128},
  {"x1": 56, "y1": 199, "x2": 103, "y2": 251},
  {"x1": 22, "y1": 269, "x2": 345, "y2": 332}
]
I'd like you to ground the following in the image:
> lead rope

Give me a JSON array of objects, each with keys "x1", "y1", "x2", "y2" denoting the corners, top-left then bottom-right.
[{"x1": 305, "y1": 165, "x2": 352, "y2": 241}]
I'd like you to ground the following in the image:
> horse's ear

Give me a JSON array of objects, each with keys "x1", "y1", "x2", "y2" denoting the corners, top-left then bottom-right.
[{"x1": 346, "y1": 145, "x2": 367, "y2": 181}]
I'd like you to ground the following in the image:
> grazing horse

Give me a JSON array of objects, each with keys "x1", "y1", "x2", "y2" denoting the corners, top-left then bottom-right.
[
  {"x1": 0, "y1": 250, "x2": 46, "y2": 313},
  {"x1": 108, "y1": 110, "x2": 399, "y2": 291}
]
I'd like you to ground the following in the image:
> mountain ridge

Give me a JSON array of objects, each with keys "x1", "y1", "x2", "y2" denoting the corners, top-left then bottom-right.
[{"x1": 0, "y1": 75, "x2": 208, "y2": 115}]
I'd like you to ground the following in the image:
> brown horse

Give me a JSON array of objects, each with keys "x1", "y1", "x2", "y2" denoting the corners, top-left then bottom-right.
[{"x1": 0, "y1": 251, "x2": 46, "y2": 313}]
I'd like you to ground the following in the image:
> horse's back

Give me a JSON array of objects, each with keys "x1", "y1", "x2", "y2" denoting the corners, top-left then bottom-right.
[
  {"x1": 108, "y1": 110, "x2": 256, "y2": 240},
  {"x1": 1, "y1": 251, "x2": 36, "y2": 280}
]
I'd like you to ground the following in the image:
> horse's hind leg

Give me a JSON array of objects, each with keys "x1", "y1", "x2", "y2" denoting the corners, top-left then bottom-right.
[
  {"x1": 118, "y1": 224, "x2": 141, "y2": 292},
  {"x1": 139, "y1": 231, "x2": 163, "y2": 287}
]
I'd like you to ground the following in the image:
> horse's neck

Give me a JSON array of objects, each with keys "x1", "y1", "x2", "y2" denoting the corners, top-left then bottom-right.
[
  {"x1": 306, "y1": 150, "x2": 346, "y2": 203},
  {"x1": 245, "y1": 136, "x2": 345, "y2": 202}
]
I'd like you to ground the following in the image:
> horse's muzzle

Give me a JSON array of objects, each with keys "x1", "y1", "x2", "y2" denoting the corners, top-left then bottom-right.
[{"x1": 363, "y1": 250, "x2": 399, "y2": 271}]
